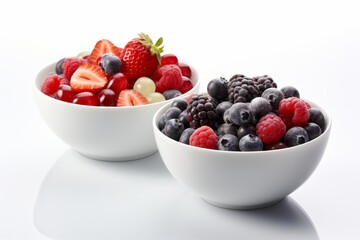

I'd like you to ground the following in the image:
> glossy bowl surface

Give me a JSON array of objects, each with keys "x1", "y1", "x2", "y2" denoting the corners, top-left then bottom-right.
[
  {"x1": 34, "y1": 63, "x2": 199, "y2": 161},
  {"x1": 153, "y1": 98, "x2": 331, "y2": 209}
]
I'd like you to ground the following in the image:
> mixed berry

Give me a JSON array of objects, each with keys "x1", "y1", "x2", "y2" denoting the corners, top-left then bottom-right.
[
  {"x1": 158, "y1": 74, "x2": 326, "y2": 151},
  {"x1": 41, "y1": 33, "x2": 193, "y2": 107}
]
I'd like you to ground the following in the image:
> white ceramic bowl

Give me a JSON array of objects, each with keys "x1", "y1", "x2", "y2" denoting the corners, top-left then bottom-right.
[
  {"x1": 34, "y1": 62, "x2": 199, "y2": 161},
  {"x1": 153, "y1": 99, "x2": 331, "y2": 209}
]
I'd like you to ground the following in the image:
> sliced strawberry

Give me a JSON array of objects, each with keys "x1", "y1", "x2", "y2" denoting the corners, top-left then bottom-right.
[
  {"x1": 117, "y1": 89, "x2": 148, "y2": 107},
  {"x1": 88, "y1": 39, "x2": 121, "y2": 65},
  {"x1": 70, "y1": 63, "x2": 108, "y2": 93}
]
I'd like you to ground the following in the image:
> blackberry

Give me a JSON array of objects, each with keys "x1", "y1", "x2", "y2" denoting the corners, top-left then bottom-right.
[
  {"x1": 227, "y1": 74, "x2": 260, "y2": 103},
  {"x1": 253, "y1": 75, "x2": 277, "y2": 94},
  {"x1": 186, "y1": 94, "x2": 218, "y2": 129}
]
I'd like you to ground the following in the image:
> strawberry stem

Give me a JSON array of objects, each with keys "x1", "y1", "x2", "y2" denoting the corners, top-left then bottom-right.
[{"x1": 139, "y1": 32, "x2": 164, "y2": 63}]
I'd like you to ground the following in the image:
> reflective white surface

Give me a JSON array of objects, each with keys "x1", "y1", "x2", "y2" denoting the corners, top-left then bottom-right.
[
  {"x1": 1, "y1": 0, "x2": 360, "y2": 239},
  {"x1": 33, "y1": 150, "x2": 318, "y2": 240}
]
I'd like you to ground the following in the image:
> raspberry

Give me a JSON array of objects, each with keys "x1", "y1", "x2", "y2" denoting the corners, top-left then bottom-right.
[
  {"x1": 178, "y1": 62, "x2": 192, "y2": 78},
  {"x1": 256, "y1": 114, "x2": 286, "y2": 145},
  {"x1": 189, "y1": 126, "x2": 218, "y2": 149},
  {"x1": 62, "y1": 57, "x2": 85, "y2": 80},
  {"x1": 179, "y1": 76, "x2": 193, "y2": 94},
  {"x1": 152, "y1": 64, "x2": 183, "y2": 93},
  {"x1": 161, "y1": 53, "x2": 179, "y2": 66},
  {"x1": 278, "y1": 97, "x2": 309, "y2": 128},
  {"x1": 41, "y1": 74, "x2": 69, "y2": 96}
]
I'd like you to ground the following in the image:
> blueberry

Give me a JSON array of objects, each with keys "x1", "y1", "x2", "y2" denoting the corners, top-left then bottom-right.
[
  {"x1": 250, "y1": 97, "x2": 272, "y2": 121},
  {"x1": 164, "y1": 107, "x2": 182, "y2": 121},
  {"x1": 207, "y1": 77, "x2": 228, "y2": 101},
  {"x1": 55, "y1": 58, "x2": 65, "y2": 75},
  {"x1": 216, "y1": 101, "x2": 233, "y2": 121},
  {"x1": 179, "y1": 128, "x2": 195, "y2": 144},
  {"x1": 164, "y1": 119, "x2": 184, "y2": 141},
  {"x1": 281, "y1": 86, "x2": 300, "y2": 98},
  {"x1": 284, "y1": 127, "x2": 309, "y2": 147},
  {"x1": 216, "y1": 123, "x2": 238, "y2": 137},
  {"x1": 100, "y1": 53, "x2": 122, "y2": 75},
  {"x1": 305, "y1": 122, "x2": 322, "y2": 140},
  {"x1": 158, "y1": 115, "x2": 166, "y2": 130},
  {"x1": 239, "y1": 134, "x2": 263, "y2": 151},
  {"x1": 178, "y1": 110, "x2": 190, "y2": 128},
  {"x1": 223, "y1": 108, "x2": 232, "y2": 123},
  {"x1": 229, "y1": 102, "x2": 253, "y2": 126},
  {"x1": 163, "y1": 89, "x2": 182, "y2": 100},
  {"x1": 171, "y1": 99, "x2": 188, "y2": 111},
  {"x1": 237, "y1": 125, "x2": 256, "y2": 140},
  {"x1": 309, "y1": 108, "x2": 326, "y2": 132},
  {"x1": 261, "y1": 88, "x2": 284, "y2": 110},
  {"x1": 217, "y1": 134, "x2": 240, "y2": 151}
]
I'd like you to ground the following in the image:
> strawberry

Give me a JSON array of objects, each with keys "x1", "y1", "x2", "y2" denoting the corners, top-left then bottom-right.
[
  {"x1": 88, "y1": 39, "x2": 121, "y2": 65},
  {"x1": 116, "y1": 89, "x2": 148, "y2": 107},
  {"x1": 120, "y1": 33, "x2": 164, "y2": 84},
  {"x1": 70, "y1": 63, "x2": 108, "y2": 93}
]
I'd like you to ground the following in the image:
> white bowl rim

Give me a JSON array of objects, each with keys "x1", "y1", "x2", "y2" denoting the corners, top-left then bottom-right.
[{"x1": 153, "y1": 96, "x2": 332, "y2": 155}]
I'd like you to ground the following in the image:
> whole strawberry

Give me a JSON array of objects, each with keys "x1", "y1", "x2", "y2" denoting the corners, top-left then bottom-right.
[{"x1": 120, "y1": 33, "x2": 164, "y2": 85}]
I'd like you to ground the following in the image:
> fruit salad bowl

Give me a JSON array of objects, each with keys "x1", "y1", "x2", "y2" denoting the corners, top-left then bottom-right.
[
  {"x1": 34, "y1": 62, "x2": 199, "y2": 161},
  {"x1": 153, "y1": 93, "x2": 331, "y2": 209}
]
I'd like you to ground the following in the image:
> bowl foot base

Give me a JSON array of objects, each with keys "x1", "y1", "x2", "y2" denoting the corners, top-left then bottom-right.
[
  {"x1": 77, "y1": 150, "x2": 158, "y2": 162},
  {"x1": 203, "y1": 198, "x2": 284, "y2": 210}
]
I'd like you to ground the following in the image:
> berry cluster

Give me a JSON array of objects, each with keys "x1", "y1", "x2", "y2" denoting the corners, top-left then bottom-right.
[
  {"x1": 159, "y1": 75, "x2": 326, "y2": 151},
  {"x1": 41, "y1": 33, "x2": 193, "y2": 107}
]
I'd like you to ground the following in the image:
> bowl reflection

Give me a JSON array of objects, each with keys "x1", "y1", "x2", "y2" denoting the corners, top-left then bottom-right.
[
  {"x1": 163, "y1": 194, "x2": 319, "y2": 240},
  {"x1": 34, "y1": 149, "x2": 319, "y2": 240}
]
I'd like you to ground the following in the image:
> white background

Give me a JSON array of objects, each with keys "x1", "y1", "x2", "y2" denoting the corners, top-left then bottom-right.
[{"x1": 1, "y1": 0, "x2": 359, "y2": 239}]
